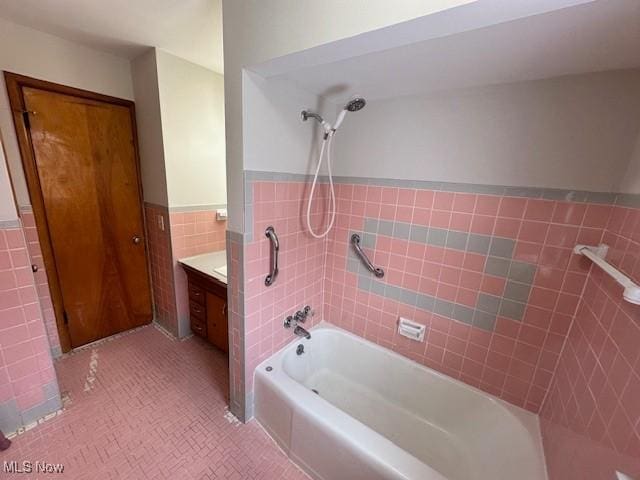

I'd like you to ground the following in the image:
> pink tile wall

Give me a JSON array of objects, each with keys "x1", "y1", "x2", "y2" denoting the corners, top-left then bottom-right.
[
  {"x1": 144, "y1": 203, "x2": 177, "y2": 335},
  {"x1": 0, "y1": 225, "x2": 60, "y2": 433},
  {"x1": 323, "y1": 183, "x2": 608, "y2": 412},
  {"x1": 243, "y1": 181, "x2": 326, "y2": 393},
  {"x1": 170, "y1": 209, "x2": 227, "y2": 337},
  {"x1": 18, "y1": 208, "x2": 61, "y2": 357},
  {"x1": 541, "y1": 204, "x2": 640, "y2": 479},
  {"x1": 170, "y1": 210, "x2": 226, "y2": 259},
  {"x1": 142, "y1": 205, "x2": 229, "y2": 339}
]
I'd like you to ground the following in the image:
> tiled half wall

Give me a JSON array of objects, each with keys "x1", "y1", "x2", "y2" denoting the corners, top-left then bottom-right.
[
  {"x1": 18, "y1": 206, "x2": 61, "y2": 359},
  {"x1": 145, "y1": 203, "x2": 177, "y2": 334},
  {"x1": 242, "y1": 178, "x2": 326, "y2": 412},
  {"x1": 144, "y1": 203, "x2": 227, "y2": 338},
  {"x1": 226, "y1": 230, "x2": 246, "y2": 420},
  {"x1": 169, "y1": 206, "x2": 227, "y2": 338},
  {"x1": 0, "y1": 221, "x2": 61, "y2": 434},
  {"x1": 244, "y1": 171, "x2": 640, "y2": 416}
]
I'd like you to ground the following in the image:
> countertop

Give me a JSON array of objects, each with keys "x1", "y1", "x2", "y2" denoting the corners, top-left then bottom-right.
[{"x1": 178, "y1": 251, "x2": 227, "y2": 285}]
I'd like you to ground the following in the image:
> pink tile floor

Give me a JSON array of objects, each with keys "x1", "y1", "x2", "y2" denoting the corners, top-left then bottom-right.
[{"x1": 0, "y1": 325, "x2": 308, "y2": 479}]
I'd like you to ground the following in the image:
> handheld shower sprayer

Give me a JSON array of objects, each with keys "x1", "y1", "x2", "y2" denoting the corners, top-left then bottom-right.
[
  {"x1": 332, "y1": 97, "x2": 366, "y2": 131},
  {"x1": 302, "y1": 96, "x2": 367, "y2": 238},
  {"x1": 301, "y1": 97, "x2": 366, "y2": 134}
]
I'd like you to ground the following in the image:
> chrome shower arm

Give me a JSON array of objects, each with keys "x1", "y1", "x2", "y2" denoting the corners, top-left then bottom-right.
[{"x1": 301, "y1": 110, "x2": 324, "y2": 124}]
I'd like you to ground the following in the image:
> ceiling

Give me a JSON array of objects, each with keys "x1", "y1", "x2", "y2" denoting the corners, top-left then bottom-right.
[
  {"x1": 275, "y1": 0, "x2": 640, "y2": 103},
  {"x1": 0, "y1": 0, "x2": 224, "y2": 73}
]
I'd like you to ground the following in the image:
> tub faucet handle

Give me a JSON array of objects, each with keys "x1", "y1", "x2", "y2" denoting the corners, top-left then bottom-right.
[
  {"x1": 294, "y1": 305, "x2": 312, "y2": 323},
  {"x1": 284, "y1": 316, "x2": 294, "y2": 328}
]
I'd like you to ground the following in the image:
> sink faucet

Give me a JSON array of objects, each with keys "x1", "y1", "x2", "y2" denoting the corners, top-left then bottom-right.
[{"x1": 284, "y1": 306, "x2": 313, "y2": 339}]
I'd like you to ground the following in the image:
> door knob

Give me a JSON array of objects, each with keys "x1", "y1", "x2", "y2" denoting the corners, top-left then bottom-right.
[{"x1": 132, "y1": 235, "x2": 141, "y2": 245}]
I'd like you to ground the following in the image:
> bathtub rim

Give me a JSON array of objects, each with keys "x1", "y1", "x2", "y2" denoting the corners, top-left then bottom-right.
[{"x1": 255, "y1": 323, "x2": 449, "y2": 479}]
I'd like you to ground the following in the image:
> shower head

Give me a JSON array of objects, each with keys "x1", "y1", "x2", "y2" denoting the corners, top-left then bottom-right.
[
  {"x1": 345, "y1": 97, "x2": 366, "y2": 112},
  {"x1": 333, "y1": 96, "x2": 366, "y2": 131},
  {"x1": 302, "y1": 96, "x2": 367, "y2": 134}
]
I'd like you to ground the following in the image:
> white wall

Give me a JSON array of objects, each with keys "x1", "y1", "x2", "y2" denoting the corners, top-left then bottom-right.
[
  {"x1": 222, "y1": 0, "x2": 476, "y2": 232},
  {"x1": 618, "y1": 131, "x2": 640, "y2": 195},
  {"x1": 333, "y1": 69, "x2": 640, "y2": 192},
  {"x1": 0, "y1": 17, "x2": 134, "y2": 209},
  {"x1": 0, "y1": 135, "x2": 17, "y2": 221},
  {"x1": 243, "y1": 72, "x2": 332, "y2": 177},
  {"x1": 131, "y1": 49, "x2": 168, "y2": 206},
  {"x1": 156, "y1": 50, "x2": 226, "y2": 207}
]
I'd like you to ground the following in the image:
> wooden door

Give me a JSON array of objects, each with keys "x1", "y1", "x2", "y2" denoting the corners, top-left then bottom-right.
[
  {"x1": 206, "y1": 292, "x2": 228, "y2": 353},
  {"x1": 7, "y1": 75, "x2": 152, "y2": 349}
]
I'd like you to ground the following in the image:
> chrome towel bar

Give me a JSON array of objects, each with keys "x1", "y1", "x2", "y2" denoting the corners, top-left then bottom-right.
[
  {"x1": 265, "y1": 226, "x2": 279, "y2": 286},
  {"x1": 574, "y1": 243, "x2": 640, "y2": 305},
  {"x1": 351, "y1": 234, "x2": 384, "y2": 278}
]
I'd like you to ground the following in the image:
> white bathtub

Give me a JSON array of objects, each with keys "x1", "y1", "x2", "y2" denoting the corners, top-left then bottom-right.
[{"x1": 254, "y1": 323, "x2": 548, "y2": 480}]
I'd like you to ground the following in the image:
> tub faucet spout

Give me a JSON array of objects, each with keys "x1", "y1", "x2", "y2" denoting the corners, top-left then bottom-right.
[{"x1": 294, "y1": 325, "x2": 311, "y2": 339}]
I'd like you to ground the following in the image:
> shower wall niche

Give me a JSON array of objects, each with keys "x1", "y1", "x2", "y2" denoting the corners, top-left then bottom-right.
[{"x1": 230, "y1": 3, "x2": 640, "y2": 477}]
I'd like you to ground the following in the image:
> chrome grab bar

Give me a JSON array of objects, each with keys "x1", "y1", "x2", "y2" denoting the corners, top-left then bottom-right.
[
  {"x1": 351, "y1": 234, "x2": 384, "y2": 278},
  {"x1": 265, "y1": 226, "x2": 279, "y2": 286}
]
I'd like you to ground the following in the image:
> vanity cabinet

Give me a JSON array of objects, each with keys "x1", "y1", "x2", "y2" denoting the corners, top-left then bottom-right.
[{"x1": 184, "y1": 268, "x2": 228, "y2": 353}]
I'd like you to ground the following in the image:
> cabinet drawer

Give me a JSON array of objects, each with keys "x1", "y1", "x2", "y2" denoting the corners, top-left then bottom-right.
[
  {"x1": 189, "y1": 284, "x2": 205, "y2": 304},
  {"x1": 190, "y1": 316, "x2": 207, "y2": 338},
  {"x1": 190, "y1": 300, "x2": 205, "y2": 319},
  {"x1": 206, "y1": 292, "x2": 229, "y2": 353}
]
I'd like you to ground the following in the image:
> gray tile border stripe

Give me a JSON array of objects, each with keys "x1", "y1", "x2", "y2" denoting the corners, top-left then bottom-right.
[
  {"x1": 476, "y1": 293, "x2": 501, "y2": 315},
  {"x1": 616, "y1": 193, "x2": 640, "y2": 208},
  {"x1": 0, "y1": 219, "x2": 21, "y2": 229},
  {"x1": 504, "y1": 281, "x2": 532, "y2": 303},
  {"x1": 499, "y1": 299, "x2": 527, "y2": 321},
  {"x1": 446, "y1": 231, "x2": 468, "y2": 250},
  {"x1": 428, "y1": 228, "x2": 447, "y2": 247},
  {"x1": 361, "y1": 219, "x2": 523, "y2": 270},
  {"x1": 393, "y1": 222, "x2": 411, "y2": 240},
  {"x1": 0, "y1": 380, "x2": 62, "y2": 435},
  {"x1": 484, "y1": 257, "x2": 511, "y2": 277},
  {"x1": 467, "y1": 235, "x2": 491, "y2": 254},
  {"x1": 346, "y1": 222, "x2": 537, "y2": 331},
  {"x1": 473, "y1": 310, "x2": 497, "y2": 331},
  {"x1": 352, "y1": 266, "x2": 501, "y2": 331},
  {"x1": 489, "y1": 237, "x2": 515, "y2": 259},
  {"x1": 409, "y1": 225, "x2": 429, "y2": 243},
  {"x1": 452, "y1": 304, "x2": 474, "y2": 324},
  {"x1": 244, "y1": 170, "x2": 640, "y2": 206},
  {"x1": 508, "y1": 261, "x2": 537, "y2": 285},
  {"x1": 347, "y1": 242, "x2": 498, "y2": 330}
]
